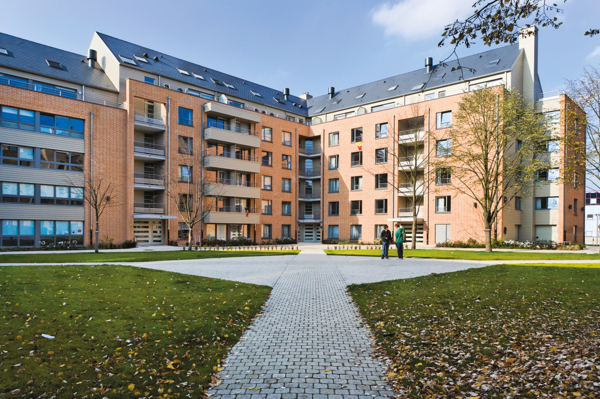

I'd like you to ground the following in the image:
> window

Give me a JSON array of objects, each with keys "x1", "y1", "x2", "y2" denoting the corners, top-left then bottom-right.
[
  {"x1": 545, "y1": 140, "x2": 560, "y2": 153},
  {"x1": 375, "y1": 123, "x2": 388, "y2": 139},
  {"x1": 574, "y1": 199, "x2": 578, "y2": 215},
  {"x1": 411, "y1": 83, "x2": 425, "y2": 90},
  {"x1": 371, "y1": 102, "x2": 395, "y2": 113},
  {"x1": 334, "y1": 111, "x2": 355, "y2": 120},
  {"x1": 282, "y1": 154, "x2": 292, "y2": 169},
  {"x1": 375, "y1": 148, "x2": 388, "y2": 164},
  {"x1": 329, "y1": 178, "x2": 339, "y2": 193},
  {"x1": 135, "y1": 55, "x2": 149, "y2": 63},
  {"x1": 436, "y1": 168, "x2": 451, "y2": 185},
  {"x1": 434, "y1": 73, "x2": 445, "y2": 80},
  {"x1": 515, "y1": 196, "x2": 522, "y2": 210},
  {"x1": 328, "y1": 225, "x2": 339, "y2": 239},
  {"x1": 1, "y1": 106, "x2": 35, "y2": 132},
  {"x1": 350, "y1": 225, "x2": 362, "y2": 240},
  {"x1": 314, "y1": 107, "x2": 325, "y2": 114},
  {"x1": 536, "y1": 197, "x2": 559, "y2": 210},
  {"x1": 375, "y1": 174, "x2": 388, "y2": 189},
  {"x1": 39, "y1": 149, "x2": 84, "y2": 171},
  {"x1": 375, "y1": 225, "x2": 386, "y2": 240},
  {"x1": 282, "y1": 178, "x2": 292, "y2": 192},
  {"x1": 487, "y1": 59, "x2": 500, "y2": 67},
  {"x1": 329, "y1": 132, "x2": 339, "y2": 146},
  {"x1": 39, "y1": 113, "x2": 85, "y2": 138},
  {"x1": 425, "y1": 93, "x2": 435, "y2": 101},
  {"x1": 178, "y1": 194, "x2": 193, "y2": 211},
  {"x1": 262, "y1": 200, "x2": 272, "y2": 215},
  {"x1": 516, "y1": 140, "x2": 523, "y2": 151},
  {"x1": 0, "y1": 73, "x2": 27, "y2": 89},
  {"x1": 262, "y1": 224, "x2": 272, "y2": 239},
  {"x1": 144, "y1": 76, "x2": 155, "y2": 84},
  {"x1": 536, "y1": 168, "x2": 559, "y2": 182},
  {"x1": 178, "y1": 107, "x2": 193, "y2": 126},
  {"x1": 192, "y1": 73, "x2": 205, "y2": 80},
  {"x1": 436, "y1": 139, "x2": 452, "y2": 157},
  {"x1": 356, "y1": 93, "x2": 366, "y2": 99},
  {"x1": 329, "y1": 155, "x2": 339, "y2": 170},
  {"x1": 351, "y1": 200, "x2": 362, "y2": 215},
  {"x1": 178, "y1": 136, "x2": 193, "y2": 155},
  {"x1": 262, "y1": 151, "x2": 272, "y2": 166},
  {"x1": 46, "y1": 59, "x2": 63, "y2": 69},
  {"x1": 282, "y1": 225, "x2": 291, "y2": 238},
  {"x1": 33, "y1": 82, "x2": 77, "y2": 99},
  {"x1": 375, "y1": 199, "x2": 388, "y2": 214},
  {"x1": 250, "y1": 90, "x2": 262, "y2": 97},
  {"x1": 262, "y1": 175, "x2": 272, "y2": 190},
  {"x1": 119, "y1": 55, "x2": 136, "y2": 65},
  {"x1": 178, "y1": 223, "x2": 190, "y2": 240},
  {"x1": 387, "y1": 85, "x2": 398, "y2": 91},
  {"x1": 187, "y1": 89, "x2": 201, "y2": 97},
  {"x1": 436, "y1": 111, "x2": 452, "y2": 129},
  {"x1": 351, "y1": 176, "x2": 362, "y2": 191},
  {"x1": 228, "y1": 100, "x2": 244, "y2": 108},
  {"x1": 436, "y1": 196, "x2": 451, "y2": 213},
  {"x1": 574, "y1": 173, "x2": 579, "y2": 189},
  {"x1": 1, "y1": 182, "x2": 34, "y2": 203},
  {"x1": 588, "y1": 214, "x2": 594, "y2": 220},
  {"x1": 178, "y1": 165, "x2": 192, "y2": 182},
  {"x1": 262, "y1": 127, "x2": 273, "y2": 142},
  {"x1": 351, "y1": 128, "x2": 363, "y2": 143},
  {"x1": 545, "y1": 110, "x2": 560, "y2": 124},
  {"x1": 282, "y1": 132, "x2": 292, "y2": 146},
  {"x1": 282, "y1": 201, "x2": 292, "y2": 216},
  {"x1": 329, "y1": 202, "x2": 339, "y2": 216},
  {"x1": 0, "y1": 48, "x2": 7, "y2": 56},
  {"x1": 438, "y1": 90, "x2": 446, "y2": 98},
  {"x1": 39, "y1": 185, "x2": 83, "y2": 206},
  {"x1": 200, "y1": 93, "x2": 213, "y2": 100},
  {"x1": 351, "y1": 152, "x2": 363, "y2": 167},
  {"x1": 1, "y1": 145, "x2": 34, "y2": 167}
]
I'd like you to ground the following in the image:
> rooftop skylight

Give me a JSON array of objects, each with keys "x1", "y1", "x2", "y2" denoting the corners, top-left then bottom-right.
[
  {"x1": 333, "y1": 99, "x2": 342, "y2": 105},
  {"x1": 273, "y1": 97, "x2": 284, "y2": 104},
  {"x1": 434, "y1": 73, "x2": 446, "y2": 80},
  {"x1": 223, "y1": 82, "x2": 235, "y2": 89},
  {"x1": 119, "y1": 55, "x2": 137, "y2": 65},
  {"x1": 487, "y1": 59, "x2": 500, "y2": 67},
  {"x1": 192, "y1": 73, "x2": 205, "y2": 80},
  {"x1": 177, "y1": 68, "x2": 190, "y2": 76},
  {"x1": 356, "y1": 93, "x2": 366, "y2": 99},
  {"x1": 387, "y1": 85, "x2": 398, "y2": 91},
  {"x1": 411, "y1": 83, "x2": 425, "y2": 90},
  {"x1": 0, "y1": 48, "x2": 8, "y2": 56},
  {"x1": 315, "y1": 107, "x2": 325, "y2": 113},
  {"x1": 211, "y1": 78, "x2": 223, "y2": 86},
  {"x1": 46, "y1": 59, "x2": 64, "y2": 70},
  {"x1": 250, "y1": 90, "x2": 262, "y2": 97},
  {"x1": 134, "y1": 55, "x2": 148, "y2": 63}
]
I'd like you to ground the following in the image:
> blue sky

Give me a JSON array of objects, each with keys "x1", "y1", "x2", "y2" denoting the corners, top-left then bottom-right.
[{"x1": 1, "y1": 0, "x2": 599, "y2": 98}]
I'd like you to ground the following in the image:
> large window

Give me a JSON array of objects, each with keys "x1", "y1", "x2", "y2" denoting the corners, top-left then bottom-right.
[
  {"x1": 436, "y1": 139, "x2": 452, "y2": 157},
  {"x1": 351, "y1": 152, "x2": 362, "y2": 167},
  {"x1": 282, "y1": 154, "x2": 292, "y2": 169},
  {"x1": 436, "y1": 111, "x2": 452, "y2": 129},
  {"x1": 282, "y1": 178, "x2": 292, "y2": 192},
  {"x1": 40, "y1": 185, "x2": 83, "y2": 206},
  {"x1": 375, "y1": 199, "x2": 388, "y2": 214},
  {"x1": 536, "y1": 197, "x2": 559, "y2": 210},
  {"x1": 329, "y1": 178, "x2": 339, "y2": 193},
  {"x1": 262, "y1": 224, "x2": 272, "y2": 239},
  {"x1": 1, "y1": 220, "x2": 34, "y2": 247},
  {"x1": 371, "y1": 102, "x2": 394, "y2": 112},
  {"x1": 178, "y1": 194, "x2": 193, "y2": 211},
  {"x1": 350, "y1": 200, "x2": 362, "y2": 215},
  {"x1": 40, "y1": 113, "x2": 84, "y2": 139},
  {"x1": 545, "y1": 110, "x2": 560, "y2": 124},
  {"x1": 262, "y1": 199, "x2": 272, "y2": 215},
  {"x1": 375, "y1": 123, "x2": 388, "y2": 139},
  {"x1": 329, "y1": 132, "x2": 339, "y2": 147},
  {"x1": 375, "y1": 225, "x2": 386, "y2": 240},
  {"x1": 435, "y1": 196, "x2": 451, "y2": 213},
  {"x1": 1, "y1": 182, "x2": 34, "y2": 203},
  {"x1": 329, "y1": 201, "x2": 339, "y2": 216},
  {"x1": 34, "y1": 82, "x2": 77, "y2": 99},
  {"x1": 39, "y1": 221, "x2": 84, "y2": 247},
  {"x1": 262, "y1": 127, "x2": 272, "y2": 142},
  {"x1": 178, "y1": 107, "x2": 193, "y2": 126},
  {"x1": 1, "y1": 145, "x2": 34, "y2": 167},
  {"x1": 515, "y1": 196, "x2": 522, "y2": 210},
  {"x1": 178, "y1": 223, "x2": 190, "y2": 240},
  {"x1": 282, "y1": 225, "x2": 291, "y2": 238},
  {"x1": 282, "y1": 201, "x2": 292, "y2": 216},
  {"x1": 375, "y1": 148, "x2": 388, "y2": 164},
  {"x1": 351, "y1": 176, "x2": 362, "y2": 191},
  {"x1": 178, "y1": 136, "x2": 193, "y2": 155},
  {"x1": 350, "y1": 225, "x2": 362, "y2": 240},
  {"x1": 1, "y1": 106, "x2": 34, "y2": 131},
  {"x1": 262, "y1": 175, "x2": 272, "y2": 190},
  {"x1": 262, "y1": 151, "x2": 272, "y2": 166},
  {"x1": 40, "y1": 149, "x2": 84, "y2": 171},
  {"x1": 375, "y1": 174, "x2": 388, "y2": 189},
  {"x1": 537, "y1": 168, "x2": 559, "y2": 182},
  {"x1": 328, "y1": 225, "x2": 339, "y2": 239},
  {"x1": 351, "y1": 128, "x2": 363, "y2": 143},
  {"x1": 178, "y1": 165, "x2": 192, "y2": 182},
  {"x1": 282, "y1": 132, "x2": 292, "y2": 146},
  {"x1": 436, "y1": 168, "x2": 452, "y2": 185},
  {"x1": 329, "y1": 155, "x2": 339, "y2": 170}
]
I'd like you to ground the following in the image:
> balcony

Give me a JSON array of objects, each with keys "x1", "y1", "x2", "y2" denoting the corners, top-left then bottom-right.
[
  {"x1": 398, "y1": 128, "x2": 425, "y2": 144},
  {"x1": 203, "y1": 122, "x2": 260, "y2": 148},
  {"x1": 397, "y1": 207, "x2": 424, "y2": 221},
  {"x1": 134, "y1": 202, "x2": 164, "y2": 215},
  {"x1": 299, "y1": 146, "x2": 321, "y2": 157},
  {"x1": 134, "y1": 173, "x2": 165, "y2": 189},
  {"x1": 299, "y1": 192, "x2": 321, "y2": 201},
  {"x1": 203, "y1": 102, "x2": 261, "y2": 123},
  {"x1": 398, "y1": 183, "x2": 424, "y2": 196},
  {"x1": 203, "y1": 151, "x2": 260, "y2": 173},
  {"x1": 299, "y1": 210, "x2": 321, "y2": 221},
  {"x1": 133, "y1": 110, "x2": 165, "y2": 133},
  {"x1": 204, "y1": 206, "x2": 260, "y2": 224},
  {"x1": 203, "y1": 179, "x2": 260, "y2": 199},
  {"x1": 398, "y1": 155, "x2": 424, "y2": 170},
  {"x1": 134, "y1": 141, "x2": 165, "y2": 161},
  {"x1": 299, "y1": 168, "x2": 320, "y2": 179}
]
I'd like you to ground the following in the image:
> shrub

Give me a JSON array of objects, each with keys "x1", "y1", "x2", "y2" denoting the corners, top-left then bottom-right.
[{"x1": 121, "y1": 240, "x2": 137, "y2": 249}]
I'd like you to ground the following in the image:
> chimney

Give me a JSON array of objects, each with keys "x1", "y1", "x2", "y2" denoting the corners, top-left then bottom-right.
[
  {"x1": 328, "y1": 87, "x2": 335, "y2": 99},
  {"x1": 283, "y1": 88, "x2": 290, "y2": 100},
  {"x1": 299, "y1": 92, "x2": 312, "y2": 100},
  {"x1": 87, "y1": 49, "x2": 97, "y2": 69},
  {"x1": 519, "y1": 26, "x2": 539, "y2": 103},
  {"x1": 425, "y1": 57, "x2": 433, "y2": 73}
]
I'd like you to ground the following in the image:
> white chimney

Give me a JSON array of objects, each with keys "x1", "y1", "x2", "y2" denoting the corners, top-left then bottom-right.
[{"x1": 519, "y1": 26, "x2": 539, "y2": 103}]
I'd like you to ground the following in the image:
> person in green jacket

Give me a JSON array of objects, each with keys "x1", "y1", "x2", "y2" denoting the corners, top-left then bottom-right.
[{"x1": 394, "y1": 223, "x2": 406, "y2": 259}]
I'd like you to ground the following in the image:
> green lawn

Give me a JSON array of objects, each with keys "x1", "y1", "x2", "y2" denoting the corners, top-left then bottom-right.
[
  {"x1": 325, "y1": 248, "x2": 600, "y2": 260},
  {"x1": 348, "y1": 265, "x2": 600, "y2": 398},
  {"x1": 0, "y1": 265, "x2": 271, "y2": 397},
  {"x1": 0, "y1": 249, "x2": 299, "y2": 264}
]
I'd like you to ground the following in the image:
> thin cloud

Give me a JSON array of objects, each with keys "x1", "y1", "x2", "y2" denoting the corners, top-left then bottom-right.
[
  {"x1": 372, "y1": 0, "x2": 474, "y2": 41},
  {"x1": 587, "y1": 46, "x2": 600, "y2": 60}
]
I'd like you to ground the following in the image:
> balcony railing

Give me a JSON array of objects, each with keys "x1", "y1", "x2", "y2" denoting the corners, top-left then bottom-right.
[
  {"x1": 134, "y1": 110, "x2": 165, "y2": 126},
  {"x1": 205, "y1": 121, "x2": 258, "y2": 136},
  {"x1": 299, "y1": 168, "x2": 319, "y2": 177},
  {"x1": 299, "y1": 210, "x2": 321, "y2": 220},
  {"x1": 299, "y1": 146, "x2": 321, "y2": 155},
  {"x1": 203, "y1": 150, "x2": 259, "y2": 162},
  {"x1": 299, "y1": 192, "x2": 320, "y2": 199},
  {"x1": 210, "y1": 206, "x2": 259, "y2": 213},
  {"x1": 203, "y1": 179, "x2": 259, "y2": 187},
  {"x1": 134, "y1": 173, "x2": 164, "y2": 186},
  {"x1": 398, "y1": 128, "x2": 425, "y2": 139},
  {"x1": 134, "y1": 141, "x2": 165, "y2": 156},
  {"x1": 134, "y1": 203, "x2": 164, "y2": 214}
]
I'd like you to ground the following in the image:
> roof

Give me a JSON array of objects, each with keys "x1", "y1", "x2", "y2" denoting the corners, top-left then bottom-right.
[
  {"x1": 94, "y1": 32, "x2": 309, "y2": 116},
  {"x1": 0, "y1": 32, "x2": 117, "y2": 92},
  {"x1": 306, "y1": 44, "x2": 521, "y2": 117}
]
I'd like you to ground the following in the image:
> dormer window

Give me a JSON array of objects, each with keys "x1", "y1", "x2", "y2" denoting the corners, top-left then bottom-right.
[{"x1": 119, "y1": 55, "x2": 136, "y2": 65}]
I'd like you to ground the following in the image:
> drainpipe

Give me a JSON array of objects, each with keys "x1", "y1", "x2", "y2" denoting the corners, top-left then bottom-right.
[
  {"x1": 200, "y1": 102, "x2": 204, "y2": 244},
  {"x1": 82, "y1": 85, "x2": 85, "y2": 102},
  {"x1": 426, "y1": 108, "x2": 430, "y2": 245},
  {"x1": 564, "y1": 100, "x2": 568, "y2": 242},
  {"x1": 89, "y1": 111, "x2": 94, "y2": 246},
  {"x1": 392, "y1": 115, "x2": 396, "y2": 226},
  {"x1": 167, "y1": 97, "x2": 171, "y2": 243},
  {"x1": 321, "y1": 129, "x2": 325, "y2": 243},
  {"x1": 295, "y1": 127, "x2": 298, "y2": 242}
]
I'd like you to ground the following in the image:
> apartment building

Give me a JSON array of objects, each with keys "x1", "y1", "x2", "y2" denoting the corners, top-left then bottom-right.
[{"x1": 0, "y1": 27, "x2": 584, "y2": 247}]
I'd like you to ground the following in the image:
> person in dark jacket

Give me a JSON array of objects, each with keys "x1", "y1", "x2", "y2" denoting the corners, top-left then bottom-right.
[{"x1": 380, "y1": 224, "x2": 392, "y2": 259}]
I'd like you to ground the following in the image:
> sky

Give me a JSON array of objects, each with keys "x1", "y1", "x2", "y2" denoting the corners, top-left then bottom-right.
[{"x1": 0, "y1": 0, "x2": 599, "y2": 98}]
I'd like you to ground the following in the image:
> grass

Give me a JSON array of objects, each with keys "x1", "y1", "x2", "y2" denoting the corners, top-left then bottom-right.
[
  {"x1": 0, "y1": 250, "x2": 300, "y2": 264},
  {"x1": 0, "y1": 265, "x2": 271, "y2": 397},
  {"x1": 348, "y1": 264, "x2": 600, "y2": 398},
  {"x1": 325, "y1": 248, "x2": 600, "y2": 260}
]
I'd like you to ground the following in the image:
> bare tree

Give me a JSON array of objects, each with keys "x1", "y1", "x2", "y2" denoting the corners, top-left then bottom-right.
[{"x1": 430, "y1": 87, "x2": 551, "y2": 252}]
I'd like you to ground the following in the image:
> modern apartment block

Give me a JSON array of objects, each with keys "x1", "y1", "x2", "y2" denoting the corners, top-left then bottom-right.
[{"x1": 0, "y1": 27, "x2": 584, "y2": 247}]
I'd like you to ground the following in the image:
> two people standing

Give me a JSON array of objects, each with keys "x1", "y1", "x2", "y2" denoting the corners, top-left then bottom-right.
[{"x1": 380, "y1": 223, "x2": 405, "y2": 259}]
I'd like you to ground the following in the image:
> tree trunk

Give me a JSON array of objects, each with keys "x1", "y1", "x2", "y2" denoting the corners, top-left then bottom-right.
[
  {"x1": 95, "y1": 220, "x2": 99, "y2": 253},
  {"x1": 188, "y1": 228, "x2": 193, "y2": 250},
  {"x1": 484, "y1": 221, "x2": 492, "y2": 253},
  {"x1": 411, "y1": 214, "x2": 417, "y2": 250}
]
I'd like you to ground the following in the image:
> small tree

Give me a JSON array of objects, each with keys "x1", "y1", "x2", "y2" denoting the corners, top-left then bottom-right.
[{"x1": 431, "y1": 87, "x2": 551, "y2": 252}]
